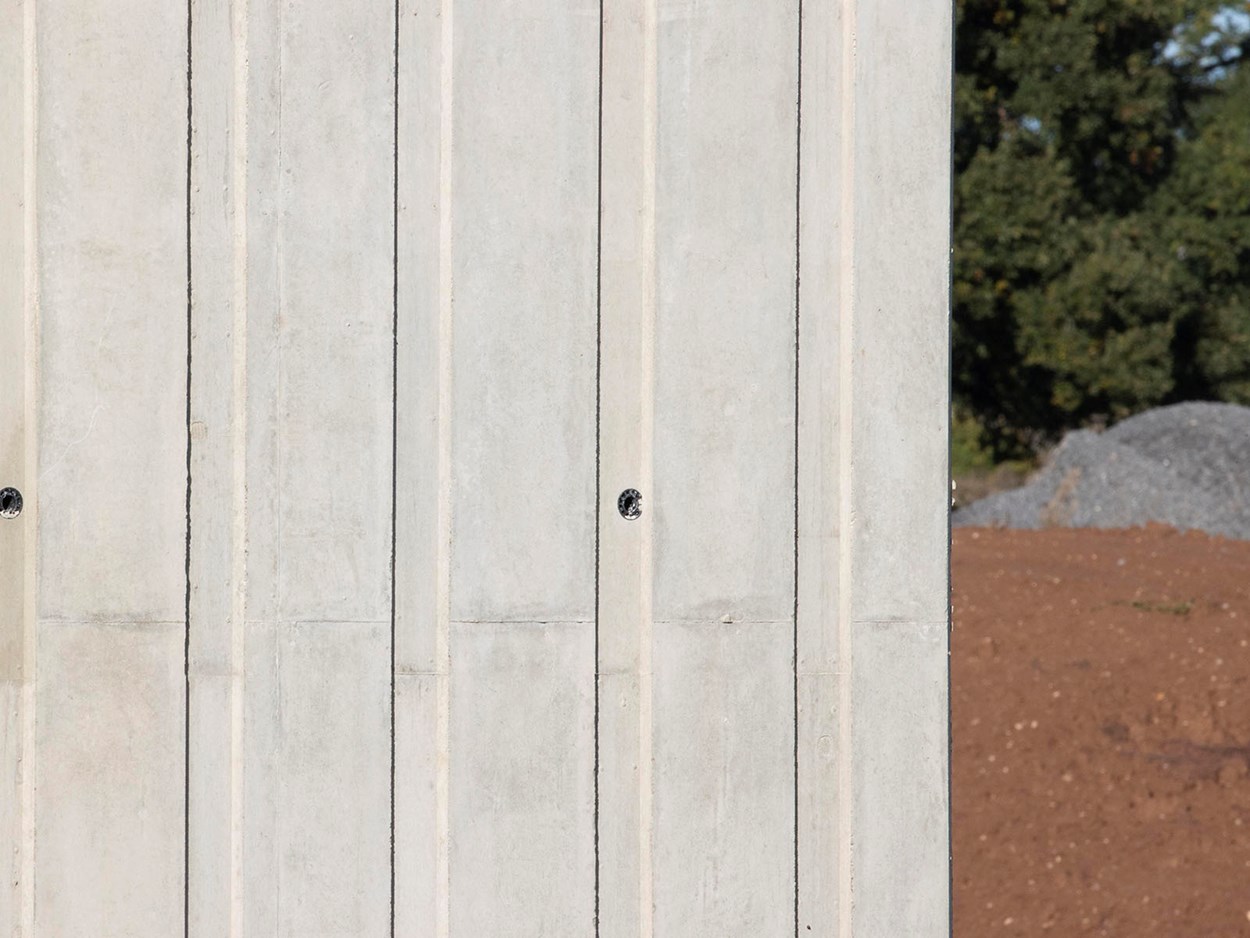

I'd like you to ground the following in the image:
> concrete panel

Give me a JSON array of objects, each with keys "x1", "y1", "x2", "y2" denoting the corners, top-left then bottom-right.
[
  {"x1": 394, "y1": 0, "x2": 444, "y2": 682},
  {"x1": 241, "y1": 0, "x2": 395, "y2": 920},
  {"x1": 449, "y1": 623, "x2": 596, "y2": 936},
  {"x1": 393, "y1": 0, "x2": 445, "y2": 930},
  {"x1": 795, "y1": 1, "x2": 845, "y2": 932},
  {"x1": 393, "y1": 674, "x2": 439, "y2": 934},
  {"x1": 36, "y1": 0, "x2": 187, "y2": 622},
  {"x1": 595, "y1": 670, "x2": 643, "y2": 936},
  {"x1": 12, "y1": 0, "x2": 952, "y2": 929},
  {"x1": 844, "y1": 0, "x2": 951, "y2": 628},
  {"x1": 447, "y1": 0, "x2": 599, "y2": 624},
  {"x1": 652, "y1": 0, "x2": 799, "y2": 622},
  {"x1": 842, "y1": 3, "x2": 952, "y2": 936},
  {"x1": 596, "y1": 1, "x2": 650, "y2": 932},
  {"x1": 186, "y1": 0, "x2": 240, "y2": 930},
  {"x1": 0, "y1": 687, "x2": 20, "y2": 934},
  {"x1": 259, "y1": 6, "x2": 394, "y2": 625},
  {"x1": 188, "y1": 0, "x2": 395, "y2": 931},
  {"x1": 186, "y1": 673, "x2": 231, "y2": 934},
  {"x1": 237, "y1": 620, "x2": 392, "y2": 937},
  {"x1": 0, "y1": 1, "x2": 30, "y2": 927},
  {"x1": 850, "y1": 621, "x2": 949, "y2": 937},
  {"x1": 653, "y1": 622, "x2": 795, "y2": 934},
  {"x1": 30, "y1": 0, "x2": 188, "y2": 931},
  {"x1": 272, "y1": 621, "x2": 392, "y2": 936},
  {"x1": 649, "y1": 3, "x2": 799, "y2": 933},
  {"x1": 34, "y1": 623, "x2": 185, "y2": 935},
  {"x1": 796, "y1": 673, "x2": 840, "y2": 934},
  {"x1": 599, "y1": 1, "x2": 809, "y2": 933},
  {"x1": 395, "y1": 1, "x2": 600, "y2": 933},
  {"x1": 0, "y1": 0, "x2": 26, "y2": 677},
  {"x1": 797, "y1": 1, "x2": 953, "y2": 935}
]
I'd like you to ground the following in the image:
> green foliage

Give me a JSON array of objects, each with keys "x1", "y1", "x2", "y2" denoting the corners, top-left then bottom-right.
[
  {"x1": 954, "y1": 0, "x2": 1250, "y2": 457},
  {"x1": 951, "y1": 408, "x2": 998, "y2": 475}
]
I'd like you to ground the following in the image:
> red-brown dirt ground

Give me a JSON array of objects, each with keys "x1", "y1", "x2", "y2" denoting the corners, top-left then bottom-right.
[{"x1": 953, "y1": 526, "x2": 1250, "y2": 937}]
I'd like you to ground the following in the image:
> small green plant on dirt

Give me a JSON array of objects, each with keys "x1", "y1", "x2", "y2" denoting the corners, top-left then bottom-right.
[
  {"x1": 952, "y1": 408, "x2": 996, "y2": 476},
  {"x1": 1128, "y1": 598, "x2": 1194, "y2": 617},
  {"x1": 951, "y1": 408, "x2": 1036, "y2": 508}
]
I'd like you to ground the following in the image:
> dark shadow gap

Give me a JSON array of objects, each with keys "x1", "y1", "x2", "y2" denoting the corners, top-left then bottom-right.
[
  {"x1": 593, "y1": 0, "x2": 605, "y2": 933},
  {"x1": 389, "y1": 1, "x2": 400, "y2": 935},
  {"x1": 792, "y1": 2, "x2": 804, "y2": 935},
  {"x1": 183, "y1": 0, "x2": 194, "y2": 933}
]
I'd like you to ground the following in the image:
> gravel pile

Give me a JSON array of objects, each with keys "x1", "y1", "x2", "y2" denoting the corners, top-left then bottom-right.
[{"x1": 953, "y1": 401, "x2": 1250, "y2": 540}]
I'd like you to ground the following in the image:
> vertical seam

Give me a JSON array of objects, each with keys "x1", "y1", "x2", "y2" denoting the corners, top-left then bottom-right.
[
  {"x1": 638, "y1": 0, "x2": 658, "y2": 931},
  {"x1": 592, "y1": 0, "x2": 604, "y2": 933},
  {"x1": 945, "y1": 5, "x2": 957, "y2": 933},
  {"x1": 184, "y1": 0, "x2": 194, "y2": 931},
  {"x1": 435, "y1": 1, "x2": 454, "y2": 931},
  {"x1": 389, "y1": 0, "x2": 400, "y2": 934},
  {"x1": 228, "y1": 2, "x2": 250, "y2": 929},
  {"x1": 792, "y1": 1, "x2": 803, "y2": 934},
  {"x1": 20, "y1": 0, "x2": 39, "y2": 928},
  {"x1": 837, "y1": 1, "x2": 858, "y2": 933}
]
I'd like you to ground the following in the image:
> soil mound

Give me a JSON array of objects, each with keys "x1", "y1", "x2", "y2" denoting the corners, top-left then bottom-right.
[{"x1": 954, "y1": 402, "x2": 1250, "y2": 539}]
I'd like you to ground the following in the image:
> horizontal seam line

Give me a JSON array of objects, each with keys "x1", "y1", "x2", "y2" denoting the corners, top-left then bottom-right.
[
  {"x1": 850, "y1": 618, "x2": 948, "y2": 627},
  {"x1": 38, "y1": 618, "x2": 185, "y2": 627},
  {"x1": 655, "y1": 618, "x2": 794, "y2": 626},
  {"x1": 243, "y1": 618, "x2": 391, "y2": 626},
  {"x1": 451, "y1": 618, "x2": 594, "y2": 626}
]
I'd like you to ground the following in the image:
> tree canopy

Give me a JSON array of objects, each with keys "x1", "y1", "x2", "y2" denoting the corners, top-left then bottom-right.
[{"x1": 954, "y1": 0, "x2": 1250, "y2": 457}]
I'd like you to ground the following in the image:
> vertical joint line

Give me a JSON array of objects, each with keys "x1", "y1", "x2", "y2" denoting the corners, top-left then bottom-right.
[
  {"x1": 183, "y1": 0, "x2": 194, "y2": 932},
  {"x1": 435, "y1": 2, "x2": 454, "y2": 933},
  {"x1": 228, "y1": 3, "x2": 250, "y2": 929},
  {"x1": 592, "y1": 0, "x2": 604, "y2": 934},
  {"x1": 836, "y1": 2, "x2": 858, "y2": 934},
  {"x1": 792, "y1": 2, "x2": 803, "y2": 935},
  {"x1": 638, "y1": 0, "x2": 658, "y2": 931},
  {"x1": 389, "y1": 0, "x2": 400, "y2": 934},
  {"x1": 20, "y1": 0, "x2": 40, "y2": 927},
  {"x1": 945, "y1": 10, "x2": 957, "y2": 934}
]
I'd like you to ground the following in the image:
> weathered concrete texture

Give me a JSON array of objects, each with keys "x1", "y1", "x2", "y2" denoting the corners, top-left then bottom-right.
[
  {"x1": 188, "y1": 0, "x2": 396, "y2": 932},
  {"x1": 650, "y1": 2, "x2": 799, "y2": 932},
  {"x1": 833, "y1": 2, "x2": 953, "y2": 935},
  {"x1": 3, "y1": 0, "x2": 951, "y2": 934},
  {"x1": 35, "y1": 625, "x2": 185, "y2": 934},
  {"x1": 0, "y1": 1, "x2": 28, "y2": 930},
  {"x1": 393, "y1": 1, "x2": 601, "y2": 933},
  {"x1": 24, "y1": 0, "x2": 189, "y2": 933},
  {"x1": 444, "y1": 6, "x2": 599, "y2": 930},
  {"x1": 798, "y1": 0, "x2": 952, "y2": 934}
]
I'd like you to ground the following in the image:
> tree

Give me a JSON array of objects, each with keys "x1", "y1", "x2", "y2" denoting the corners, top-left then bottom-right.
[{"x1": 953, "y1": 0, "x2": 1250, "y2": 457}]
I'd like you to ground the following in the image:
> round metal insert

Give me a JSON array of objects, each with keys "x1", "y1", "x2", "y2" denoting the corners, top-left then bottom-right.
[
  {"x1": 0, "y1": 487, "x2": 22, "y2": 520},
  {"x1": 617, "y1": 488, "x2": 642, "y2": 521}
]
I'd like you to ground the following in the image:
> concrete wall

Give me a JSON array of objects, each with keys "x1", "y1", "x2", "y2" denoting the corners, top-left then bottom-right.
[{"x1": 0, "y1": 0, "x2": 951, "y2": 935}]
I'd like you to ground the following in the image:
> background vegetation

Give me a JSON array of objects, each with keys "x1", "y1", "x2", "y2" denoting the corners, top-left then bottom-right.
[{"x1": 953, "y1": 0, "x2": 1250, "y2": 464}]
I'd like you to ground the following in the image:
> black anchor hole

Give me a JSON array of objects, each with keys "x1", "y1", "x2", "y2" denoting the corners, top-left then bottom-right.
[
  {"x1": 617, "y1": 488, "x2": 642, "y2": 521},
  {"x1": 0, "y1": 487, "x2": 23, "y2": 520}
]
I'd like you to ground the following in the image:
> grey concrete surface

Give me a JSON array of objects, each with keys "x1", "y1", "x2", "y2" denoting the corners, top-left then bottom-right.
[
  {"x1": 27, "y1": 1, "x2": 188, "y2": 932},
  {"x1": 836, "y1": 4, "x2": 953, "y2": 934},
  {"x1": 188, "y1": 1, "x2": 396, "y2": 932},
  {"x1": 649, "y1": 3, "x2": 799, "y2": 933},
  {"x1": 0, "y1": 0, "x2": 27, "y2": 925},
  {"x1": 2, "y1": 0, "x2": 952, "y2": 934}
]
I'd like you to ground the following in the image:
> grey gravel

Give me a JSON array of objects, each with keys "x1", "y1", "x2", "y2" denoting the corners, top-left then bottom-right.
[{"x1": 953, "y1": 402, "x2": 1250, "y2": 540}]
